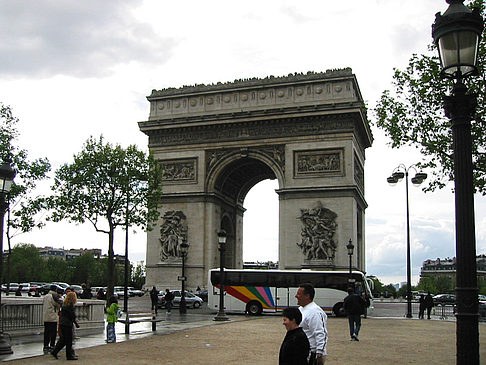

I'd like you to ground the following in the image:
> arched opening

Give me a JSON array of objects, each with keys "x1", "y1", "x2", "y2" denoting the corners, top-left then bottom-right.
[{"x1": 243, "y1": 179, "x2": 279, "y2": 264}]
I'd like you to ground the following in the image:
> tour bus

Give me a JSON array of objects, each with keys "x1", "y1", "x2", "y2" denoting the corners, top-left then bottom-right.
[{"x1": 208, "y1": 269, "x2": 374, "y2": 316}]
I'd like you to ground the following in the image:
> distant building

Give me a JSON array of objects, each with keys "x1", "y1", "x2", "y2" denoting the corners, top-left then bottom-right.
[
  {"x1": 37, "y1": 246, "x2": 103, "y2": 261},
  {"x1": 420, "y1": 255, "x2": 486, "y2": 281}
]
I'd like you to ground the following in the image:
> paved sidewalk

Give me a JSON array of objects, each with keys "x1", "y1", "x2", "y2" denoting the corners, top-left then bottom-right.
[{"x1": 2, "y1": 315, "x2": 486, "y2": 364}]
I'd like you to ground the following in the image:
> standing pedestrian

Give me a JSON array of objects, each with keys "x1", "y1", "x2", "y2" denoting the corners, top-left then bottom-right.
[
  {"x1": 106, "y1": 296, "x2": 120, "y2": 343},
  {"x1": 295, "y1": 283, "x2": 328, "y2": 365},
  {"x1": 418, "y1": 294, "x2": 426, "y2": 319},
  {"x1": 150, "y1": 286, "x2": 159, "y2": 315},
  {"x1": 79, "y1": 283, "x2": 92, "y2": 299},
  {"x1": 42, "y1": 285, "x2": 61, "y2": 354},
  {"x1": 279, "y1": 307, "x2": 310, "y2": 365},
  {"x1": 51, "y1": 291, "x2": 80, "y2": 360},
  {"x1": 164, "y1": 289, "x2": 174, "y2": 314},
  {"x1": 424, "y1": 292, "x2": 434, "y2": 319},
  {"x1": 343, "y1": 287, "x2": 367, "y2": 341}
]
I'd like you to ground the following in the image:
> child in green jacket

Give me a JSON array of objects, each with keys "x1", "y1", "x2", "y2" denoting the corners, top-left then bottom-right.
[{"x1": 106, "y1": 296, "x2": 120, "y2": 343}]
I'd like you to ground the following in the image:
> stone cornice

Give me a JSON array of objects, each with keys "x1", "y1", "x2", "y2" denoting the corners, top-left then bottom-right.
[
  {"x1": 148, "y1": 69, "x2": 353, "y2": 98},
  {"x1": 144, "y1": 70, "x2": 365, "y2": 125}
]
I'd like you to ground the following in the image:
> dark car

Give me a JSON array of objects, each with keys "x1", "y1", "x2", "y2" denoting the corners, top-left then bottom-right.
[
  {"x1": 433, "y1": 294, "x2": 456, "y2": 305},
  {"x1": 41, "y1": 284, "x2": 65, "y2": 295},
  {"x1": 195, "y1": 289, "x2": 208, "y2": 302}
]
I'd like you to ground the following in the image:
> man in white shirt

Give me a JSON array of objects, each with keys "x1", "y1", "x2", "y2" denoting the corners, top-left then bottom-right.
[{"x1": 296, "y1": 283, "x2": 328, "y2": 365}]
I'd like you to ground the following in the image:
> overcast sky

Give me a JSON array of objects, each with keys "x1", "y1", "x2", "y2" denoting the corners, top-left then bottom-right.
[{"x1": 0, "y1": 0, "x2": 483, "y2": 285}]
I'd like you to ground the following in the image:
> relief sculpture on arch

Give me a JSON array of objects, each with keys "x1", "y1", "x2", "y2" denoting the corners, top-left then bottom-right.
[
  {"x1": 159, "y1": 210, "x2": 188, "y2": 261},
  {"x1": 296, "y1": 202, "x2": 337, "y2": 262}
]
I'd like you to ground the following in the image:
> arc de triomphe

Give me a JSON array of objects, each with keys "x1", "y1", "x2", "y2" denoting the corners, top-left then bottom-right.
[{"x1": 139, "y1": 69, "x2": 373, "y2": 290}]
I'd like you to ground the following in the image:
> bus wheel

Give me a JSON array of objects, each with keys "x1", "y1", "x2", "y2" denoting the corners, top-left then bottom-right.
[
  {"x1": 246, "y1": 301, "x2": 263, "y2": 315},
  {"x1": 333, "y1": 303, "x2": 345, "y2": 317}
]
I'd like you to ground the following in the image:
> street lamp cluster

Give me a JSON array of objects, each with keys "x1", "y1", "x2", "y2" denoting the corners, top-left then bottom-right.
[
  {"x1": 432, "y1": 1, "x2": 483, "y2": 364},
  {"x1": 387, "y1": 165, "x2": 427, "y2": 319},
  {"x1": 213, "y1": 230, "x2": 229, "y2": 321}
]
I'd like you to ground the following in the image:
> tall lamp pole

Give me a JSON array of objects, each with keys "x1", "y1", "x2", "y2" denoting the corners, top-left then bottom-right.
[
  {"x1": 179, "y1": 240, "x2": 189, "y2": 315},
  {"x1": 387, "y1": 165, "x2": 427, "y2": 318},
  {"x1": 432, "y1": 2, "x2": 484, "y2": 363},
  {"x1": 0, "y1": 160, "x2": 15, "y2": 355},
  {"x1": 123, "y1": 180, "x2": 130, "y2": 334},
  {"x1": 213, "y1": 230, "x2": 229, "y2": 321},
  {"x1": 346, "y1": 239, "x2": 354, "y2": 289}
]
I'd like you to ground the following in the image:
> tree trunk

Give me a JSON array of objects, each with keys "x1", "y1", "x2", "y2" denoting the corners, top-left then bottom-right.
[{"x1": 106, "y1": 224, "x2": 115, "y2": 300}]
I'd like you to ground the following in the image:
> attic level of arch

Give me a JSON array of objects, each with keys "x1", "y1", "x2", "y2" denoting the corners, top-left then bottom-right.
[{"x1": 141, "y1": 112, "x2": 370, "y2": 155}]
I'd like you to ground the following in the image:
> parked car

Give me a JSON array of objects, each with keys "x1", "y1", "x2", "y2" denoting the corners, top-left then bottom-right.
[
  {"x1": 19, "y1": 283, "x2": 31, "y2": 292},
  {"x1": 40, "y1": 283, "x2": 65, "y2": 295},
  {"x1": 1, "y1": 283, "x2": 19, "y2": 293},
  {"x1": 433, "y1": 294, "x2": 456, "y2": 305},
  {"x1": 128, "y1": 287, "x2": 145, "y2": 297},
  {"x1": 158, "y1": 290, "x2": 203, "y2": 309},
  {"x1": 478, "y1": 294, "x2": 486, "y2": 301},
  {"x1": 114, "y1": 286, "x2": 126, "y2": 298},
  {"x1": 195, "y1": 289, "x2": 208, "y2": 302},
  {"x1": 70, "y1": 285, "x2": 83, "y2": 297}
]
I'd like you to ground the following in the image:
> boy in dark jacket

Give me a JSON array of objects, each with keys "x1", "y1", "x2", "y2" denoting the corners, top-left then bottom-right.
[{"x1": 279, "y1": 307, "x2": 310, "y2": 365}]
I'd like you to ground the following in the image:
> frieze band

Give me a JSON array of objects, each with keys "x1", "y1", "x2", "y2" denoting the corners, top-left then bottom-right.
[
  {"x1": 294, "y1": 149, "x2": 344, "y2": 178},
  {"x1": 160, "y1": 158, "x2": 197, "y2": 183}
]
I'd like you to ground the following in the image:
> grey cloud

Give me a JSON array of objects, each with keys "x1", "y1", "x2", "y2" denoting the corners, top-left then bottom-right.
[{"x1": 0, "y1": 1, "x2": 175, "y2": 78}]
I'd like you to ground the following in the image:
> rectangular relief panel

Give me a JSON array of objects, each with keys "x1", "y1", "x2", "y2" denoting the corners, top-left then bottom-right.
[
  {"x1": 294, "y1": 149, "x2": 344, "y2": 178},
  {"x1": 160, "y1": 158, "x2": 198, "y2": 184}
]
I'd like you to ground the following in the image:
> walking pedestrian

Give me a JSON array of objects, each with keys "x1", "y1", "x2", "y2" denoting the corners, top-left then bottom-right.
[
  {"x1": 150, "y1": 286, "x2": 159, "y2": 315},
  {"x1": 42, "y1": 285, "x2": 61, "y2": 354},
  {"x1": 164, "y1": 289, "x2": 174, "y2": 314},
  {"x1": 106, "y1": 296, "x2": 120, "y2": 343},
  {"x1": 296, "y1": 283, "x2": 328, "y2": 365},
  {"x1": 343, "y1": 287, "x2": 367, "y2": 341},
  {"x1": 51, "y1": 291, "x2": 80, "y2": 360},
  {"x1": 424, "y1": 292, "x2": 434, "y2": 319},
  {"x1": 279, "y1": 307, "x2": 310, "y2": 365}
]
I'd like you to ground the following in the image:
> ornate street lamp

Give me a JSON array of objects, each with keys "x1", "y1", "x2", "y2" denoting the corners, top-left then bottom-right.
[
  {"x1": 213, "y1": 230, "x2": 229, "y2": 321},
  {"x1": 387, "y1": 164, "x2": 427, "y2": 318},
  {"x1": 346, "y1": 239, "x2": 354, "y2": 288},
  {"x1": 179, "y1": 240, "x2": 189, "y2": 315},
  {"x1": 0, "y1": 160, "x2": 15, "y2": 355},
  {"x1": 432, "y1": 1, "x2": 484, "y2": 363}
]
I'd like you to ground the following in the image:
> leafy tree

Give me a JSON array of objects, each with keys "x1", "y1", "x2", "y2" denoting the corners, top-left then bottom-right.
[
  {"x1": 367, "y1": 275, "x2": 384, "y2": 297},
  {"x1": 383, "y1": 284, "x2": 397, "y2": 299},
  {"x1": 416, "y1": 276, "x2": 438, "y2": 294},
  {"x1": 130, "y1": 261, "x2": 146, "y2": 289},
  {"x1": 43, "y1": 257, "x2": 70, "y2": 283},
  {"x1": 5, "y1": 243, "x2": 46, "y2": 284},
  {"x1": 70, "y1": 253, "x2": 99, "y2": 285},
  {"x1": 48, "y1": 136, "x2": 163, "y2": 298},
  {"x1": 0, "y1": 104, "x2": 51, "y2": 291},
  {"x1": 374, "y1": 0, "x2": 486, "y2": 194}
]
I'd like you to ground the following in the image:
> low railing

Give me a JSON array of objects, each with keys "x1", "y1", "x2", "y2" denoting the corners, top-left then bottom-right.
[{"x1": 0, "y1": 298, "x2": 105, "y2": 337}]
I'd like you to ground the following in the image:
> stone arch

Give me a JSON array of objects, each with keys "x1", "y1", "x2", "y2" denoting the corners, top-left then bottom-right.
[{"x1": 140, "y1": 70, "x2": 373, "y2": 291}]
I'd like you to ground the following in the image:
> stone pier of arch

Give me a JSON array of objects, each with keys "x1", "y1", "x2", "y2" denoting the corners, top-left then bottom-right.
[{"x1": 139, "y1": 69, "x2": 373, "y2": 290}]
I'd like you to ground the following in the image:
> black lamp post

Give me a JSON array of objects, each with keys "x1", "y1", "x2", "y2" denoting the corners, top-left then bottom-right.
[
  {"x1": 387, "y1": 165, "x2": 427, "y2": 318},
  {"x1": 213, "y1": 230, "x2": 229, "y2": 321},
  {"x1": 432, "y1": 2, "x2": 483, "y2": 363},
  {"x1": 123, "y1": 180, "x2": 130, "y2": 334},
  {"x1": 179, "y1": 240, "x2": 189, "y2": 315},
  {"x1": 346, "y1": 239, "x2": 354, "y2": 288},
  {"x1": 0, "y1": 160, "x2": 15, "y2": 355}
]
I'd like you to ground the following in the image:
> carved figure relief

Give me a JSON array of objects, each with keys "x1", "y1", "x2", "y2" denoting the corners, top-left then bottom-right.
[
  {"x1": 294, "y1": 149, "x2": 343, "y2": 178},
  {"x1": 159, "y1": 211, "x2": 188, "y2": 261},
  {"x1": 161, "y1": 158, "x2": 197, "y2": 183},
  {"x1": 296, "y1": 202, "x2": 337, "y2": 260}
]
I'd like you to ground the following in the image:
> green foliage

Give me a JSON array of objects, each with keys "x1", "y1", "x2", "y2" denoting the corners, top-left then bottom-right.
[
  {"x1": 384, "y1": 284, "x2": 397, "y2": 298},
  {"x1": 0, "y1": 103, "x2": 51, "y2": 236},
  {"x1": 5, "y1": 243, "x2": 45, "y2": 283},
  {"x1": 48, "y1": 136, "x2": 163, "y2": 296},
  {"x1": 374, "y1": 0, "x2": 486, "y2": 194},
  {"x1": 416, "y1": 275, "x2": 454, "y2": 294},
  {"x1": 367, "y1": 275, "x2": 384, "y2": 296},
  {"x1": 130, "y1": 262, "x2": 146, "y2": 289}
]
